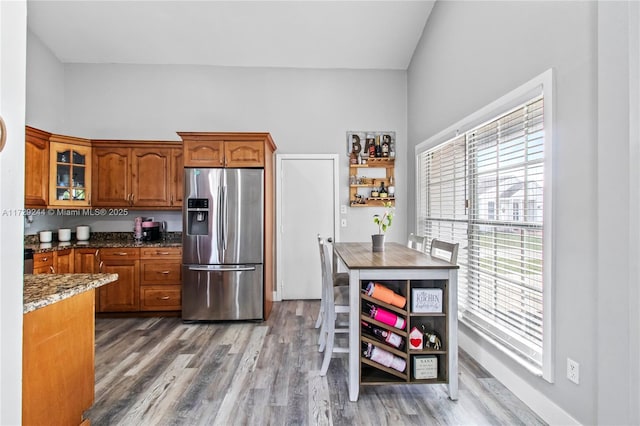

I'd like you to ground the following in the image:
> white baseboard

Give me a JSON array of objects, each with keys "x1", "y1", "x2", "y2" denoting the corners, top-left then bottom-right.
[{"x1": 458, "y1": 330, "x2": 581, "y2": 426}]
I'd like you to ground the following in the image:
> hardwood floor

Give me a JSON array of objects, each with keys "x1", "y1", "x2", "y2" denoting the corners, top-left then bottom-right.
[{"x1": 87, "y1": 301, "x2": 546, "y2": 425}]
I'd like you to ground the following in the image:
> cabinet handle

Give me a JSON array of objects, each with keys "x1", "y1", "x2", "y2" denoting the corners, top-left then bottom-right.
[
  {"x1": 157, "y1": 252, "x2": 170, "y2": 255},
  {"x1": 131, "y1": 193, "x2": 135, "y2": 204},
  {"x1": 158, "y1": 270, "x2": 170, "y2": 275},
  {"x1": 158, "y1": 296, "x2": 170, "y2": 300},
  {"x1": 49, "y1": 266, "x2": 55, "y2": 273},
  {"x1": 114, "y1": 252, "x2": 128, "y2": 256},
  {"x1": 40, "y1": 257, "x2": 48, "y2": 262},
  {"x1": 99, "y1": 261, "x2": 104, "y2": 272},
  {"x1": 94, "y1": 249, "x2": 100, "y2": 258}
]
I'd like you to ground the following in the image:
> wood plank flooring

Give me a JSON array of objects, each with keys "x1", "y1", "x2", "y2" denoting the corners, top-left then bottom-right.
[{"x1": 87, "y1": 301, "x2": 546, "y2": 425}]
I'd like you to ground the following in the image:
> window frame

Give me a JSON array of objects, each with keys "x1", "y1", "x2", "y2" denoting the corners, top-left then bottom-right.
[{"x1": 414, "y1": 69, "x2": 554, "y2": 382}]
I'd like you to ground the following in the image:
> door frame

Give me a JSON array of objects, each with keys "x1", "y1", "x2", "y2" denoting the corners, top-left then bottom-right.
[{"x1": 275, "y1": 154, "x2": 340, "y2": 301}]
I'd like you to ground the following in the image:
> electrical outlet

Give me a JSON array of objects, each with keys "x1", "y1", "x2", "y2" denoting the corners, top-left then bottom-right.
[
  {"x1": 341, "y1": 218, "x2": 347, "y2": 227},
  {"x1": 340, "y1": 204, "x2": 347, "y2": 214},
  {"x1": 567, "y1": 358, "x2": 579, "y2": 384}
]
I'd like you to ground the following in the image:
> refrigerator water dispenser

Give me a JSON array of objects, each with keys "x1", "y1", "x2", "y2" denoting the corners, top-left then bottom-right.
[{"x1": 186, "y1": 198, "x2": 209, "y2": 235}]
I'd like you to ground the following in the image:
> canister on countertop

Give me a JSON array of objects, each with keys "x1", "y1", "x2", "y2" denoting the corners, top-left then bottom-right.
[
  {"x1": 58, "y1": 228, "x2": 71, "y2": 242},
  {"x1": 76, "y1": 225, "x2": 90, "y2": 241}
]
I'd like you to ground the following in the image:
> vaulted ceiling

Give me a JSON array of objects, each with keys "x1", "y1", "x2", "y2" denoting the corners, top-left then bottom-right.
[{"x1": 27, "y1": 1, "x2": 435, "y2": 70}]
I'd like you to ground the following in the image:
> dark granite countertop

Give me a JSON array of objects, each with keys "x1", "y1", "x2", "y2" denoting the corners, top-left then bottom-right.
[
  {"x1": 25, "y1": 232, "x2": 182, "y2": 253},
  {"x1": 24, "y1": 273, "x2": 118, "y2": 314}
]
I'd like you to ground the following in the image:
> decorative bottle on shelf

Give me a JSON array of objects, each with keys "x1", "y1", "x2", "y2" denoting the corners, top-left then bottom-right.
[
  {"x1": 379, "y1": 182, "x2": 388, "y2": 198},
  {"x1": 364, "y1": 302, "x2": 406, "y2": 330},
  {"x1": 370, "y1": 179, "x2": 379, "y2": 198},
  {"x1": 362, "y1": 342, "x2": 407, "y2": 372},
  {"x1": 381, "y1": 135, "x2": 390, "y2": 157},
  {"x1": 375, "y1": 136, "x2": 382, "y2": 157},
  {"x1": 349, "y1": 151, "x2": 358, "y2": 165},
  {"x1": 367, "y1": 135, "x2": 376, "y2": 157},
  {"x1": 361, "y1": 321, "x2": 405, "y2": 350}
]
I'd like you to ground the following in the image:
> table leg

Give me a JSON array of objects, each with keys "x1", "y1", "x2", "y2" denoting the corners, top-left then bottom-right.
[{"x1": 348, "y1": 268, "x2": 360, "y2": 401}]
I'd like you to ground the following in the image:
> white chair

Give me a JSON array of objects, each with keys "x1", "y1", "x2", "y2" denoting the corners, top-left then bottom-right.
[
  {"x1": 407, "y1": 233, "x2": 427, "y2": 252},
  {"x1": 315, "y1": 234, "x2": 349, "y2": 330},
  {"x1": 317, "y1": 237, "x2": 350, "y2": 376},
  {"x1": 429, "y1": 238, "x2": 459, "y2": 264}
]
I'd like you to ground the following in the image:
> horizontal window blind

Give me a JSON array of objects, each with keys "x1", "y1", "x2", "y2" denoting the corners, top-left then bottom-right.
[
  {"x1": 417, "y1": 136, "x2": 470, "y2": 313},
  {"x1": 418, "y1": 95, "x2": 545, "y2": 370}
]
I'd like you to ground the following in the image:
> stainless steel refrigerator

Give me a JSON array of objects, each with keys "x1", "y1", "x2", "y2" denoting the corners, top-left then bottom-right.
[{"x1": 182, "y1": 168, "x2": 264, "y2": 321}]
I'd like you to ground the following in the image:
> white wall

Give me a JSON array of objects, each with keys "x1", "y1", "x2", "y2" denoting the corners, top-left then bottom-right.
[
  {"x1": 0, "y1": 1, "x2": 26, "y2": 424},
  {"x1": 408, "y1": 1, "x2": 638, "y2": 425},
  {"x1": 596, "y1": 2, "x2": 639, "y2": 424},
  {"x1": 26, "y1": 31, "x2": 64, "y2": 133},
  {"x1": 54, "y1": 64, "x2": 408, "y2": 242}
]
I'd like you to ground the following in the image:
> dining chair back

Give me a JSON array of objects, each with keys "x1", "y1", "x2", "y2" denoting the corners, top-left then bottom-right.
[
  {"x1": 429, "y1": 238, "x2": 459, "y2": 264},
  {"x1": 315, "y1": 234, "x2": 348, "y2": 329},
  {"x1": 317, "y1": 237, "x2": 350, "y2": 376},
  {"x1": 407, "y1": 233, "x2": 427, "y2": 252}
]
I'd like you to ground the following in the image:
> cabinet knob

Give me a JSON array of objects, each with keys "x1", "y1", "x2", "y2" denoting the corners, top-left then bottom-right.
[{"x1": 41, "y1": 257, "x2": 48, "y2": 262}]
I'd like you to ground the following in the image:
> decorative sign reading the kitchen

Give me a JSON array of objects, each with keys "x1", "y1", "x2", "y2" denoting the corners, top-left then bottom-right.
[{"x1": 411, "y1": 288, "x2": 443, "y2": 313}]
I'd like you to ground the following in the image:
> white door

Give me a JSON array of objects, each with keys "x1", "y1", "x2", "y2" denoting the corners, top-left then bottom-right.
[{"x1": 276, "y1": 154, "x2": 339, "y2": 300}]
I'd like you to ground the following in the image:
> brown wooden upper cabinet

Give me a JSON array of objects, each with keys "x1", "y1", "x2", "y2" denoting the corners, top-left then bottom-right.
[
  {"x1": 178, "y1": 132, "x2": 271, "y2": 168},
  {"x1": 92, "y1": 141, "x2": 182, "y2": 209},
  {"x1": 48, "y1": 135, "x2": 92, "y2": 207},
  {"x1": 25, "y1": 126, "x2": 50, "y2": 208}
]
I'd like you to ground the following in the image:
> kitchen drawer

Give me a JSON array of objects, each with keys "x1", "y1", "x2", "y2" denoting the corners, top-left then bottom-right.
[
  {"x1": 99, "y1": 248, "x2": 140, "y2": 260},
  {"x1": 140, "y1": 247, "x2": 182, "y2": 260},
  {"x1": 33, "y1": 252, "x2": 54, "y2": 274},
  {"x1": 140, "y1": 285, "x2": 181, "y2": 311},
  {"x1": 140, "y1": 261, "x2": 181, "y2": 285}
]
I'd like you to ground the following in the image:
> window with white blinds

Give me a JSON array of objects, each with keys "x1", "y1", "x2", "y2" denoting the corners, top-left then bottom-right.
[{"x1": 417, "y1": 94, "x2": 548, "y2": 375}]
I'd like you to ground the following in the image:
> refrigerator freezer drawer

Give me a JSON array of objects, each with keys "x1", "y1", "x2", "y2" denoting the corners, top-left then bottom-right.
[{"x1": 182, "y1": 264, "x2": 263, "y2": 321}]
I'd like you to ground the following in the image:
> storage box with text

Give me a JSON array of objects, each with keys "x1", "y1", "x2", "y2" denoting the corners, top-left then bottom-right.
[{"x1": 411, "y1": 288, "x2": 443, "y2": 313}]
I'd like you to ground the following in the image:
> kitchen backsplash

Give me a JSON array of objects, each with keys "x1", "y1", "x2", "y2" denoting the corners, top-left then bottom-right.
[{"x1": 24, "y1": 210, "x2": 182, "y2": 235}]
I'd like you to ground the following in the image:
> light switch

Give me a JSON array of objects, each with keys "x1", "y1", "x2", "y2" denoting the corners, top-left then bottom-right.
[{"x1": 341, "y1": 219, "x2": 347, "y2": 227}]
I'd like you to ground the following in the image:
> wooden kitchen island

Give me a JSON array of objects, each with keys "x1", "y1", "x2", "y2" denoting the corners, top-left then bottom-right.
[
  {"x1": 333, "y1": 242, "x2": 459, "y2": 402},
  {"x1": 23, "y1": 273, "x2": 118, "y2": 426}
]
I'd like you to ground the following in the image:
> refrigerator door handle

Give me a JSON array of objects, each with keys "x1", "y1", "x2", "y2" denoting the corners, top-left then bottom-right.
[
  {"x1": 223, "y1": 185, "x2": 228, "y2": 250},
  {"x1": 187, "y1": 265, "x2": 257, "y2": 272},
  {"x1": 217, "y1": 183, "x2": 224, "y2": 255}
]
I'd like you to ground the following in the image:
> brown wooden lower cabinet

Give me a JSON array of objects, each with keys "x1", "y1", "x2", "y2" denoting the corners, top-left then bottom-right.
[
  {"x1": 139, "y1": 247, "x2": 182, "y2": 311},
  {"x1": 33, "y1": 252, "x2": 54, "y2": 274},
  {"x1": 140, "y1": 285, "x2": 182, "y2": 311},
  {"x1": 55, "y1": 248, "x2": 74, "y2": 273},
  {"x1": 33, "y1": 246, "x2": 182, "y2": 314},
  {"x1": 23, "y1": 290, "x2": 95, "y2": 426},
  {"x1": 97, "y1": 248, "x2": 140, "y2": 312}
]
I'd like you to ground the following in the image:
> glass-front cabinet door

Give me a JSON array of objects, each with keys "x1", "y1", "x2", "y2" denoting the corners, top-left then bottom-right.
[{"x1": 48, "y1": 137, "x2": 92, "y2": 207}]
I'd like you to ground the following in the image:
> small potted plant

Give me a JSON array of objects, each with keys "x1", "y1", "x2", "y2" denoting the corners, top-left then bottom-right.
[{"x1": 372, "y1": 201, "x2": 394, "y2": 252}]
